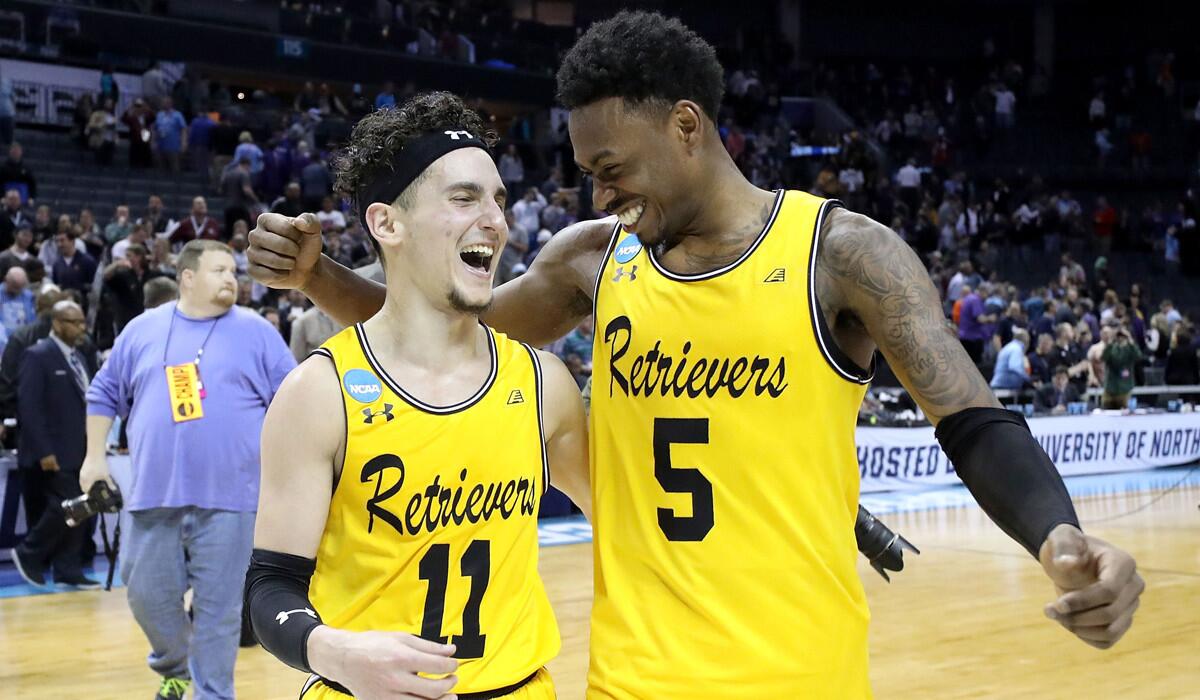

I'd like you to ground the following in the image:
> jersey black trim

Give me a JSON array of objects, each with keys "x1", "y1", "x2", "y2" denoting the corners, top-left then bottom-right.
[
  {"x1": 521, "y1": 343, "x2": 551, "y2": 496},
  {"x1": 592, "y1": 219, "x2": 624, "y2": 321},
  {"x1": 807, "y1": 199, "x2": 875, "y2": 384},
  {"x1": 354, "y1": 322, "x2": 499, "y2": 415},
  {"x1": 644, "y1": 189, "x2": 784, "y2": 282},
  {"x1": 305, "y1": 347, "x2": 348, "y2": 491}
]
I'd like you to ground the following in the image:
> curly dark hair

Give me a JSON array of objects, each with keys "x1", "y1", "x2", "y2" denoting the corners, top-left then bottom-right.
[
  {"x1": 332, "y1": 91, "x2": 496, "y2": 213},
  {"x1": 556, "y1": 11, "x2": 724, "y2": 120}
]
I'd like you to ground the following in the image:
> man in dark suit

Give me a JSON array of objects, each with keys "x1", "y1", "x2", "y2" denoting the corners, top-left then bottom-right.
[
  {"x1": 49, "y1": 231, "x2": 97, "y2": 310},
  {"x1": 10, "y1": 300, "x2": 98, "y2": 587},
  {"x1": 1036, "y1": 365, "x2": 1082, "y2": 415}
]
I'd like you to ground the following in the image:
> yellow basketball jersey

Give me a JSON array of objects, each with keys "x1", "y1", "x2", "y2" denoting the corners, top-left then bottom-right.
[
  {"x1": 589, "y1": 190, "x2": 874, "y2": 699},
  {"x1": 307, "y1": 323, "x2": 560, "y2": 695}
]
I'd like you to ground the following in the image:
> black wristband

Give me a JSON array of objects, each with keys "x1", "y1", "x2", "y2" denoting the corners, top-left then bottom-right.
[
  {"x1": 935, "y1": 407, "x2": 1081, "y2": 557},
  {"x1": 244, "y1": 548, "x2": 323, "y2": 673}
]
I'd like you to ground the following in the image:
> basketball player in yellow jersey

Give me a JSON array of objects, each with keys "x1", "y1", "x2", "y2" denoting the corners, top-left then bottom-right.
[
  {"x1": 245, "y1": 93, "x2": 589, "y2": 700},
  {"x1": 247, "y1": 13, "x2": 1145, "y2": 699}
]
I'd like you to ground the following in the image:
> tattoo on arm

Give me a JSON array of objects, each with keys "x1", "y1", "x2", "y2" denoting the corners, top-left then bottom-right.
[{"x1": 817, "y1": 209, "x2": 999, "y2": 421}]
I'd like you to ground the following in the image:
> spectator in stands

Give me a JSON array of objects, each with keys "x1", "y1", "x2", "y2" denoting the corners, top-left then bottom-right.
[
  {"x1": 1059, "y1": 252, "x2": 1085, "y2": 288},
  {"x1": 0, "y1": 143, "x2": 37, "y2": 205},
  {"x1": 50, "y1": 231, "x2": 97, "y2": 306},
  {"x1": 1165, "y1": 328, "x2": 1199, "y2": 385},
  {"x1": 0, "y1": 189, "x2": 28, "y2": 250},
  {"x1": 123, "y1": 99, "x2": 154, "y2": 169},
  {"x1": 957, "y1": 283, "x2": 994, "y2": 364},
  {"x1": 1037, "y1": 366, "x2": 1081, "y2": 415},
  {"x1": 347, "y1": 83, "x2": 370, "y2": 117},
  {"x1": 300, "y1": 153, "x2": 333, "y2": 211},
  {"x1": 77, "y1": 208, "x2": 100, "y2": 239},
  {"x1": 0, "y1": 224, "x2": 34, "y2": 276},
  {"x1": 1, "y1": 265, "x2": 35, "y2": 340},
  {"x1": 1094, "y1": 128, "x2": 1114, "y2": 168},
  {"x1": 188, "y1": 110, "x2": 216, "y2": 178},
  {"x1": 82, "y1": 240, "x2": 294, "y2": 700},
  {"x1": 1053, "y1": 322, "x2": 1089, "y2": 386},
  {"x1": 11, "y1": 300, "x2": 97, "y2": 588},
  {"x1": 1089, "y1": 91, "x2": 1107, "y2": 129},
  {"x1": 270, "y1": 182, "x2": 306, "y2": 218},
  {"x1": 315, "y1": 196, "x2": 346, "y2": 233},
  {"x1": 513, "y1": 187, "x2": 546, "y2": 238},
  {"x1": 86, "y1": 98, "x2": 118, "y2": 166},
  {"x1": 143, "y1": 276, "x2": 178, "y2": 310},
  {"x1": 142, "y1": 62, "x2": 169, "y2": 108},
  {"x1": 112, "y1": 221, "x2": 151, "y2": 261},
  {"x1": 100, "y1": 205, "x2": 132, "y2": 246},
  {"x1": 317, "y1": 83, "x2": 348, "y2": 117},
  {"x1": 139, "y1": 195, "x2": 172, "y2": 237},
  {"x1": 233, "y1": 132, "x2": 265, "y2": 182},
  {"x1": 0, "y1": 285, "x2": 61, "y2": 418},
  {"x1": 0, "y1": 67, "x2": 13, "y2": 146},
  {"x1": 71, "y1": 93, "x2": 94, "y2": 149},
  {"x1": 499, "y1": 143, "x2": 526, "y2": 196},
  {"x1": 288, "y1": 302, "x2": 340, "y2": 362},
  {"x1": 1086, "y1": 325, "x2": 1113, "y2": 388},
  {"x1": 228, "y1": 231, "x2": 250, "y2": 275},
  {"x1": 1101, "y1": 325, "x2": 1141, "y2": 408},
  {"x1": 154, "y1": 97, "x2": 188, "y2": 173},
  {"x1": 375, "y1": 80, "x2": 397, "y2": 110},
  {"x1": 991, "y1": 328, "x2": 1031, "y2": 389},
  {"x1": 895, "y1": 158, "x2": 921, "y2": 213},
  {"x1": 221, "y1": 158, "x2": 259, "y2": 234},
  {"x1": 31, "y1": 205, "x2": 53, "y2": 242},
  {"x1": 994, "y1": 300, "x2": 1023, "y2": 348},
  {"x1": 293, "y1": 81, "x2": 320, "y2": 112},
  {"x1": 559, "y1": 317, "x2": 594, "y2": 387},
  {"x1": 236, "y1": 275, "x2": 255, "y2": 309},
  {"x1": 101, "y1": 243, "x2": 165, "y2": 337},
  {"x1": 171, "y1": 197, "x2": 223, "y2": 248},
  {"x1": 23, "y1": 258, "x2": 47, "y2": 295},
  {"x1": 1028, "y1": 332, "x2": 1056, "y2": 386}
]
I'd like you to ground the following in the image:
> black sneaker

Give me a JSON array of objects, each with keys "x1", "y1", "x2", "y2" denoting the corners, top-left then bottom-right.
[
  {"x1": 155, "y1": 677, "x2": 190, "y2": 700},
  {"x1": 58, "y1": 575, "x2": 102, "y2": 590},
  {"x1": 11, "y1": 547, "x2": 46, "y2": 587}
]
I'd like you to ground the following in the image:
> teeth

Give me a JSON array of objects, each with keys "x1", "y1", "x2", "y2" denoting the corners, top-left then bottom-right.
[
  {"x1": 461, "y1": 244, "x2": 494, "y2": 257},
  {"x1": 618, "y1": 202, "x2": 645, "y2": 228}
]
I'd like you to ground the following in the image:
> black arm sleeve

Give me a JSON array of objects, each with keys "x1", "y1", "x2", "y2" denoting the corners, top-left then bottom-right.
[
  {"x1": 244, "y1": 548, "x2": 324, "y2": 673},
  {"x1": 935, "y1": 407, "x2": 1081, "y2": 557}
]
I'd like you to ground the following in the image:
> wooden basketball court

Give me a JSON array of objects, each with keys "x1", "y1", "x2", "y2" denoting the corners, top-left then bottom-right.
[{"x1": 0, "y1": 480, "x2": 1195, "y2": 699}]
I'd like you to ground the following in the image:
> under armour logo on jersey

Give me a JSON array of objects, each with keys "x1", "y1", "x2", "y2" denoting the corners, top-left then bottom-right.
[
  {"x1": 362, "y1": 404, "x2": 395, "y2": 424},
  {"x1": 764, "y1": 268, "x2": 786, "y2": 283},
  {"x1": 507, "y1": 389, "x2": 525, "y2": 404},
  {"x1": 612, "y1": 265, "x2": 638, "y2": 283},
  {"x1": 275, "y1": 608, "x2": 317, "y2": 625},
  {"x1": 444, "y1": 130, "x2": 473, "y2": 140}
]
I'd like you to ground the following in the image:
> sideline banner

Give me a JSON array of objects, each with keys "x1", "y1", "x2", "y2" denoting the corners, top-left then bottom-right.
[{"x1": 858, "y1": 412, "x2": 1200, "y2": 492}]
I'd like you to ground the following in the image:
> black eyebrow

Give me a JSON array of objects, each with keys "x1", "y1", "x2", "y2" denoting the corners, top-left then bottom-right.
[{"x1": 445, "y1": 181, "x2": 507, "y2": 200}]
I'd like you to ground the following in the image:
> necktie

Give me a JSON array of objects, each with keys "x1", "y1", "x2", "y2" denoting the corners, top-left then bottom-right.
[{"x1": 67, "y1": 350, "x2": 88, "y2": 394}]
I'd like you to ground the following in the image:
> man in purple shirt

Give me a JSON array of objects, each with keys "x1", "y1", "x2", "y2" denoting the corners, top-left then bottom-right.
[
  {"x1": 957, "y1": 284, "x2": 995, "y2": 365},
  {"x1": 81, "y1": 239, "x2": 294, "y2": 700}
]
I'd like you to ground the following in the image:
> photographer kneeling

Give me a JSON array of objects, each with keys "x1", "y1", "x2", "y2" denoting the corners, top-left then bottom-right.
[{"x1": 81, "y1": 240, "x2": 294, "y2": 700}]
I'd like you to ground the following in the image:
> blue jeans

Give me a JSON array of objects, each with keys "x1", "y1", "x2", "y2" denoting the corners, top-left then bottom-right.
[{"x1": 120, "y1": 507, "x2": 256, "y2": 700}]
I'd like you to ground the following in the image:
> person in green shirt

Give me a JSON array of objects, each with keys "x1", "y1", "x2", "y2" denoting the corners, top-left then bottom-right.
[{"x1": 1101, "y1": 325, "x2": 1142, "y2": 408}]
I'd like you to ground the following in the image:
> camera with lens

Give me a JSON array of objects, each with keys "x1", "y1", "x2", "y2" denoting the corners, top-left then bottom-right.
[{"x1": 62, "y1": 480, "x2": 123, "y2": 527}]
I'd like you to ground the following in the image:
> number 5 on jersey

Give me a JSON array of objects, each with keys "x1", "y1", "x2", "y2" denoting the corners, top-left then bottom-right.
[{"x1": 654, "y1": 418, "x2": 714, "y2": 541}]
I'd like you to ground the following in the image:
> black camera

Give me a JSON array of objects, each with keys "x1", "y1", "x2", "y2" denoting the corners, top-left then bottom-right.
[
  {"x1": 856, "y1": 505, "x2": 919, "y2": 582},
  {"x1": 63, "y1": 480, "x2": 124, "y2": 527}
]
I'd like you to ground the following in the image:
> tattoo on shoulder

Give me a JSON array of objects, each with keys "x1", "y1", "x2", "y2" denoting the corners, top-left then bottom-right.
[{"x1": 817, "y1": 209, "x2": 996, "y2": 416}]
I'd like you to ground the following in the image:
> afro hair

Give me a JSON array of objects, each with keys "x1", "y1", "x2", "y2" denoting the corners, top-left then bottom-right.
[{"x1": 556, "y1": 10, "x2": 725, "y2": 121}]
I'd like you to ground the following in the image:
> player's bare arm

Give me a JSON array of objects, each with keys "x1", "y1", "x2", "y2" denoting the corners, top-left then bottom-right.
[
  {"x1": 247, "y1": 213, "x2": 613, "y2": 345},
  {"x1": 816, "y1": 207, "x2": 1144, "y2": 650},
  {"x1": 250, "y1": 357, "x2": 460, "y2": 699},
  {"x1": 537, "y1": 349, "x2": 591, "y2": 520}
]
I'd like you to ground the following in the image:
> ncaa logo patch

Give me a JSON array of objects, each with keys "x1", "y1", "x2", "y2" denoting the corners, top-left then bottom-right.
[
  {"x1": 613, "y1": 233, "x2": 643, "y2": 264},
  {"x1": 343, "y1": 369, "x2": 383, "y2": 404}
]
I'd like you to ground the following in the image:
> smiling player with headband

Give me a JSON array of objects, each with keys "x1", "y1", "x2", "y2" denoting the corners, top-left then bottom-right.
[{"x1": 245, "y1": 92, "x2": 589, "y2": 700}]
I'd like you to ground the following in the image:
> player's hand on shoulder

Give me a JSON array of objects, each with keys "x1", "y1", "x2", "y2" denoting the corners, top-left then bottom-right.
[
  {"x1": 311, "y1": 626, "x2": 459, "y2": 699},
  {"x1": 248, "y1": 212, "x2": 324, "y2": 289},
  {"x1": 1039, "y1": 524, "x2": 1144, "y2": 649}
]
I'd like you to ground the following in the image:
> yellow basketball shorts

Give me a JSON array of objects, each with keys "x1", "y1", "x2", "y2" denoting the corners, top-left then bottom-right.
[{"x1": 300, "y1": 667, "x2": 555, "y2": 699}]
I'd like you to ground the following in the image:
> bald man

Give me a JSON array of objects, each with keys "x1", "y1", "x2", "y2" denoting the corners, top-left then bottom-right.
[
  {"x1": 11, "y1": 300, "x2": 99, "y2": 587},
  {"x1": 0, "y1": 265, "x2": 35, "y2": 339}
]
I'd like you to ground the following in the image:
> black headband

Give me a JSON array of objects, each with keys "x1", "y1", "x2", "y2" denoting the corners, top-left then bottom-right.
[{"x1": 356, "y1": 129, "x2": 489, "y2": 212}]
